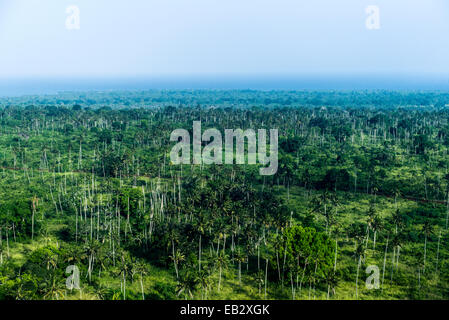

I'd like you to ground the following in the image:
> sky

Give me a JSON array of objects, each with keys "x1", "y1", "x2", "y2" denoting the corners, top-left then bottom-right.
[{"x1": 0, "y1": 0, "x2": 449, "y2": 79}]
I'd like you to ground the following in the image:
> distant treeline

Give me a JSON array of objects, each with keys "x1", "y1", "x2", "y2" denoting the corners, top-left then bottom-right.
[{"x1": 2, "y1": 90, "x2": 449, "y2": 109}]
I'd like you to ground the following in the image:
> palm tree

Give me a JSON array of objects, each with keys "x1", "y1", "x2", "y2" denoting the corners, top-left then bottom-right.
[
  {"x1": 196, "y1": 269, "x2": 212, "y2": 299},
  {"x1": 271, "y1": 233, "x2": 284, "y2": 283},
  {"x1": 133, "y1": 260, "x2": 148, "y2": 300},
  {"x1": 392, "y1": 187, "x2": 401, "y2": 209},
  {"x1": 381, "y1": 233, "x2": 389, "y2": 289},
  {"x1": 44, "y1": 250, "x2": 58, "y2": 271},
  {"x1": 234, "y1": 248, "x2": 247, "y2": 285},
  {"x1": 366, "y1": 201, "x2": 377, "y2": 249},
  {"x1": 216, "y1": 253, "x2": 229, "y2": 292},
  {"x1": 170, "y1": 249, "x2": 185, "y2": 279},
  {"x1": 117, "y1": 252, "x2": 132, "y2": 300},
  {"x1": 435, "y1": 230, "x2": 442, "y2": 273},
  {"x1": 94, "y1": 284, "x2": 111, "y2": 300},
  {"x1": 326, "y1": 271, "x2": 339, "y2": 299},
  {"x1": 83, "y1": 239, "x2": 102, "y2": 282},
  {"x1": 42, "y1": 276, "x2": 66, "y2": 300},
  {"x1": 193, "y1": 214, "x2": 208, "y2": 272},
  {"x1": 30, "y1": 195, "x2": 39, "y2": 240},
  {"x1": 353, "y1": 242, "x2": 365, "y2": 299},
  {"x1": 414, "y1": 250, "x2": 425, "y2": 292},
  {"x1": 349, "y1": 222, "x2": 366, "y2": 259},
  {"x1": 371, "y1": 215, "x2": 383, "y2": 251},
  {"x1": 421, "y1": 221, "x2": 434, "y2": 274},
  {"x1": 391, "y1": 209, "x2": 405, "y2": 234},
  {"x1": 311, "y1": 190, "x2": 338, "y2": 235},
  {"x1": 40, "y1": 222, "x2": 52, "y2": 246},
  {"x1": 390, "y1": 233, "x2": 403, "y2": 280},
  {"x1": 254, "y1": 270, "x2": 265, "y2": 295},
  {"x1": 176, "y1": 272, "x2": 198, "y2": 299},
  {"x1": 64, "y1": 246, "x2": 85, "y2": 278}
]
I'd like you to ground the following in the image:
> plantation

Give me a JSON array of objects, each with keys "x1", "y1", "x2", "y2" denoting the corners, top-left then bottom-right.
[{"x1": 1, "y1": 90, "x2": 449, "y2": 300}]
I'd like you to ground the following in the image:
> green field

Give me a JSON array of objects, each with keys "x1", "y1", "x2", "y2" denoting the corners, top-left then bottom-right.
[{"x1": 1, "y1": 90, "x2": 449, "y2": 300}]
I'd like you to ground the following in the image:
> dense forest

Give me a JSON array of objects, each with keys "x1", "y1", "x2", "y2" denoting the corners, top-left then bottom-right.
[{"x1": 1, "y1": 90, "x2": 449, "y2": 300}]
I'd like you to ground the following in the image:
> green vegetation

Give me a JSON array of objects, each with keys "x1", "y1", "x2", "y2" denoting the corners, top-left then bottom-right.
[{"x1": 1, "y1": 90, "x2": 449, "y2": 300}]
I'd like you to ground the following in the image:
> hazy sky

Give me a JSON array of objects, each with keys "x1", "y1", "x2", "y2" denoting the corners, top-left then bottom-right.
[{"x1": 1, "y1": 0, "x2": 449, "y2": 78}]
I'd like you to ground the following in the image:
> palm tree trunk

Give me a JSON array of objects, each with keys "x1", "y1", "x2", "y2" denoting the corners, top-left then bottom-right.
[
  {"x1": 396, "y1": 246, "x2": 400, "y2": 270},
  {"x1": 264, "y1": 259, "x2": 268, "y2": 299},
  {"x1": 123, "y1": 273, "x2": 126, "y2": 300},
  {"x1": 290, "y1": 272, "x2": 295, "y2": 300},
  {"x1": 381, "y1": 236, "x2": 389, "y2": 289},
  {"x1": 423, "y1": 236, "x2": 427, "y2": 273},
  {"x1": 355, "y1": 256, "x2": 361, "y2": 299},
  {"x1": 140, "y1": 275, "x2": 145, "y2": 300},
  {"x1": 31, "y1": 209, "x2": 35, "y2": 240},
  {"x1": 390, "y1": 246, "x2": 396, "y2": 281},
  {"x1": 436, "y1": 231, "x2": 441, "y2": 272},
  {"x1": 198, "y1": 235, "x2": 202, "y2": 272},
  {"x1": 218, "y1": 266, "x2": 222, "y2": 291},
  {"x1": 238, "y1": 261, "x2": 241, "y2": 285}
]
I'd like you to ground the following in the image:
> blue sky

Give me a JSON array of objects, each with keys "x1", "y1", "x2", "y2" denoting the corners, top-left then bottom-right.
[{"x1": 0, "y1": 0, "x2": 448, "y2": 78}]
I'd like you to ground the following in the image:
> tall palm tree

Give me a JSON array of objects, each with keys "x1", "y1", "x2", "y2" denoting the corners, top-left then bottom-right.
[
  {"x1": 254, "y1": 270, "x2": 265, "y2": 295},
  {"x1": 196, "y1": 269, "x2": 212, "y2": 299},
  {"x1": 30, "y1": 195, "x2": 39, "y2": 240},
  {"x1": 326, "y1": 270, "x2": 339, "y2": 300},
  {"x1": 83, "y1": 239, "x2": 102, "y2": 282},
  {"x1": 193, "y1": 214, "x2": 208, "y2": 272},
  {"x1": 117, "y1": 252, "x2": 132, "y2": 300},
  {"x1": 170, "y1": 248, "x2": 185, "y2": 279},
  {"x1": 353, "y1": 242, "x2": 366, "y2": 299},
  {"x1": 391, "y1": 209, "x2": 405, "y2": 235},
  {"x1": 216, "y1": 253, "x2": 229, "y2": 292},
  {"x1": 390, "y1": 233, "x2": 403, "y2": 279},
  {"x1": 311, "y1": 190, "x2": 338, "y2": 235},
  {"x1": 421, "y1": 221, "x2": 434, "y2": 274},
  {"x1": 176, "y1": 272, "x2": 198, "y2": 300},
  {"x1": 371, "y1": 215, "x2": 383, "y2": 251},
  {"x1": 233, "y1": 248, "x2": 247, "y2": 285},
  {"x1": 42, "y1": 276, "x2": 66, "y2": 300},
  {"x1": 133, "y1": 260, "x2": 148, "y2": 300},
  {"x1": 44, "y1": 250, "x2": 59, "y2": 271},
  {"x1": 415, "y1": 249, "x2": 426, "y2": 292}
]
